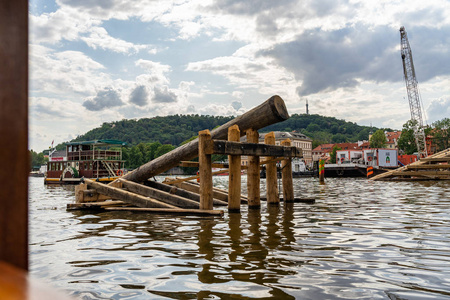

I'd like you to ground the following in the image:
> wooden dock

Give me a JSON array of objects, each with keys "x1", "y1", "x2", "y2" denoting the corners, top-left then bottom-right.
[
  {"x1": 370, "y1": 148, "x2": 450, "y2": 181},
  {"x1": 69, "y1": 96, "x2": 311, "y2": 215}
]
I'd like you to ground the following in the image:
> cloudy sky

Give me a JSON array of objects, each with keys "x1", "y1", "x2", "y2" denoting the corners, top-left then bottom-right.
[{"x1": 29, "y1": 0, "x2": 450, "y2": 151}]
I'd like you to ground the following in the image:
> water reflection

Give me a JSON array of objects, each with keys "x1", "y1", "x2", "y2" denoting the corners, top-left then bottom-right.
[{"x1": 28, "y1": 177, "x2": 450, "y2": 299}]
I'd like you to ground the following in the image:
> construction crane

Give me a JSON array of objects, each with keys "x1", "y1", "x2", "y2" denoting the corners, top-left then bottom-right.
[{"x1": 400, "y1": 26, "x2": 428, "y2": 158}]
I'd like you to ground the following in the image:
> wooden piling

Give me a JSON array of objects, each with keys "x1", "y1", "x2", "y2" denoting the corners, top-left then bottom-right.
[
  {"x1": 319, "y1": 159, "x2": 325, "y2": 183},
  {"x1": 265, "y1": 132, "x2": 279, "y2": 205},
  {"x1": 228, "y1": 125, "x2": 241, "y2": 212},
  {"x1": 246, "y1": 129, "x2": 261, "y2": 209},
  {"x1": 281, "y1": 139, "x2": 294, "y2": 203},
  {"x1": 199, "y1": 130, "x2": 213, "y2": 210}
]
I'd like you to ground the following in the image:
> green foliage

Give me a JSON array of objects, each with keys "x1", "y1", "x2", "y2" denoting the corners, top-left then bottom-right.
[
  {"x1": 29, "y1": 150, "x2": 47, "y2": 170},
  {"x1": 432, "y1": 118, "x2": 450, "y2": 151},
  {"x1": 330, "y1": 145, "x2": 342, "y2": 163},
  {"x1": 369, "y1": 129, "x2": 387, "y2": 148},
  {"x1": 397, "y1": 120, "x2": 418, "y2": 154},
  {"x1": 263, "y1": 114, "x2": 374, "y2": 145},
  {"x1": 72, "y1": 115, "x2": 235, "y2": 147}
]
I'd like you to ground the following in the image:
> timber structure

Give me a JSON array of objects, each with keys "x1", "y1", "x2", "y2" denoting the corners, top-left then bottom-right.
[
  {"x1": 370, "y1": 148, "x2": 450, "y2": 181},
  {"x1": 70, "y1": 96, "x2": 307, "y2": 216}
]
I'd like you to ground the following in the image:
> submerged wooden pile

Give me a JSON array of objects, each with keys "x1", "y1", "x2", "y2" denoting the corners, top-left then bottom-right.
[
  {"x1": 371, "y1": 148, "x2": 450, "y2": 181},
  {"x1": 68, "y1": 95, "x2": 307, "y2": 216}
]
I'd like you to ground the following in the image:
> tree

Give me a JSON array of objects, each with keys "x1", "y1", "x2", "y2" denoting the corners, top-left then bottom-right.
[
  {"x1": 432, "y1": 118, "x2": 450, "y2": 151},
  {"x1": 29, "y1": 150, "x2": 47, "y2": 170},
  {"x1": 154, "y1": 144, "x2": 176, "y2": 158},
  {"x1": 397, "y1": 120, "x2": 417, "y2": 155},
  {"x1": 330, "y1": 145, "x2": 342, "y2": 164},
  {"x1": 369, "y1": 129, "x2": 387, "y2": 148}
]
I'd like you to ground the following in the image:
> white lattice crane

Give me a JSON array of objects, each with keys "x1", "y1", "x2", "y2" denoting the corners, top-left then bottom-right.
[{"x1": 400, "y1": 26, "x2": 428, "y2": 158}]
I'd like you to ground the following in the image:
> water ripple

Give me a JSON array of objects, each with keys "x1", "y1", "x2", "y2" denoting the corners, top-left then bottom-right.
[{"x1": 29, "y1": 177, "x2": 450, "y2": 299}]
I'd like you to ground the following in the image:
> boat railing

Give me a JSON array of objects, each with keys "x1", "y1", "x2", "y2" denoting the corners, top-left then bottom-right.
[{"x1": 67, "y1": 150, "x2": 122, "y2": 161}]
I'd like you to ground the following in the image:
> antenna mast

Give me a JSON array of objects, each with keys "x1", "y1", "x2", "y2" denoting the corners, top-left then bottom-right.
[{"x1": 400, "y1": 26, "x2": 428, "y2": 158}]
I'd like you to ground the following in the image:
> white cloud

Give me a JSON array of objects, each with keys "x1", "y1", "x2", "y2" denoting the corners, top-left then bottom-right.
[
  {"x1": 30, "y1": 45, "x2": 109, "y2": 97},
  {"x1": 81, "y1": 26, "x2": 153, "y2": 54}
]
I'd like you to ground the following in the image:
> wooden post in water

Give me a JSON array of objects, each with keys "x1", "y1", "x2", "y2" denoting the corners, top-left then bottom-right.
[
  {"x1": 265, "y1": 132, "x2": 279, "y2": 205},
  {"x1": 319, "y1": 159, "x2": 325, "y2": 183},
  {"x1": 281, "y1": 139, "x2": 294, "y2": 203},
  {"x1": 246, "y1": 129, "x2": 261, "y2": 209},
  {"x1": 228, "y1": 125, "x2": 241, "y2": 212},
  {"x1": 198, "y1": 130, "x2": 213, "y2": 210}
]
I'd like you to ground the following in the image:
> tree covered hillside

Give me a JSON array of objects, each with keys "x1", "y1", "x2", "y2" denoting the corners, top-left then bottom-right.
[
  {"x1": 70, "y1": 113, "x2": 379, "y2": 149},
  {"x1": 72, "y1": 115, "x2": 234, "y2": 147},
  {"x1": 264, "y1": 114, "x2": 381, "y2": 148}
]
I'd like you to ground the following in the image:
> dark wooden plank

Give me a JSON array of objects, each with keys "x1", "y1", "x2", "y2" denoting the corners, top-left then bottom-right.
[
  {"x1": 0, "y1": 0, "x2": 28, "y2": 270},
  {"x1": 84, "y1": 179, "x2": 177, "y2": 209},
  {"x1": 145, "y1": 180, "x2": 228, "y2": 206},
  {"x1": 120, "y1": 179, "x2": 200, "y2": 209},
  {"x1": 210, "y1": 140, "x2": 302, "y2": 157}
]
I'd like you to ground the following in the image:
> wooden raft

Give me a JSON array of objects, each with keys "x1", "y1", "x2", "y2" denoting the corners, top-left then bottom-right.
[
  {"x1": 370, "y1": 148, "x2": 450, "y2": 181},
  {"x1": 68, "y1": 95, "x2": 305, "y2": 216}
]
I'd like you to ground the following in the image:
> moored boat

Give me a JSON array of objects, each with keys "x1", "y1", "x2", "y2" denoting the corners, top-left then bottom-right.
[{"x1": 44, "y1": 140, "x2": 127, "y2": 184}]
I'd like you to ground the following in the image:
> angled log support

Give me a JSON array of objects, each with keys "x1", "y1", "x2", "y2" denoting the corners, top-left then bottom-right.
[
  {"x1": 84, "y1": 179, "x2": 177, "y2": 209},
  {"x1": 119, "y1": 179, "x2": 200, "y2": 209}
]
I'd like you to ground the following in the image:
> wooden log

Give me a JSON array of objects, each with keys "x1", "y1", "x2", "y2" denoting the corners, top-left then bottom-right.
[
  {"x1": 168, "y1": 178, "x2": 249, "y2": 204},
  {"x1": 67, "y1": 201, "x2": 127, "y2": 210},
  {"x1": 265, "y1": 132, "x2": 279, "y2": 205},
  {"x1": 146, "y1": 180, "x2": 228, "y2": 206},
  {"x1": 281, "y1": 139, "x2": 294, "y2": 203},
  {"x1": 84, "y1": 179, "x2": 177, "y2": 209},
  {"x1": 104, "y1": 207, "x2": 224, "y2": 216},
  {"x1": 199, "y1": 130, "x2": 213, "y2": 210},
  {"x1": 0, "y1": 0, "x2": 28, "y2": 270},
  {"x1": 228, "y1": 125, "x2": 241, "y2": 212},
  {"x1": 246, "y1": 129, "x2": 260, "y2": 208},
  {"x1": 210, "y1": 140, "x2": 302, "y2": 157},
  {"x1": 119, "y1": 95, "x2": 289, "y2": 183},
  {"x1": 119, "y1": 179, "x2": 200, "y2": 209}
]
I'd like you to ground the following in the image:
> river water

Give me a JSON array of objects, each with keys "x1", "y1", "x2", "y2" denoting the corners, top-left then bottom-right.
[{"x1": 29, "y1": 176, "x2": 450, "y2": 299}]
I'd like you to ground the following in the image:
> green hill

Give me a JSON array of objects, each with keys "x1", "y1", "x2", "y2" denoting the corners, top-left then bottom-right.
[
  {"x1": 69, "y1": 113, "x2": 382, "y2": 149},
  {"x1": 51, "y1": 113, "x2": 386, "y2": 169}
]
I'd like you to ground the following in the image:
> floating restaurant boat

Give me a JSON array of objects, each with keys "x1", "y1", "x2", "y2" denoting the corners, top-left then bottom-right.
[{"x1": 44, "y1": 140, "x2": 127, "y2": 184}]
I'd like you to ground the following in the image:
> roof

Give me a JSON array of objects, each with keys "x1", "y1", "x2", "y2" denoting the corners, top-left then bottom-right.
[
  {"x1": 65, "y1": 139, "x2": 127, "y2": 146},
  {"x1": 258, "y1": 131, "x2": 312, "y2": 141}
]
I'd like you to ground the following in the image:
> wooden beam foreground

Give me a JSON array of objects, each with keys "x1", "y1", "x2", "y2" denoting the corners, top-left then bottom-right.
[
  {"x1": 209, "y1": 140, "x2": 302, "y2": 157},
  {"x1": 0, "y1": 0, "x2": 29, "y2": 270}
]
